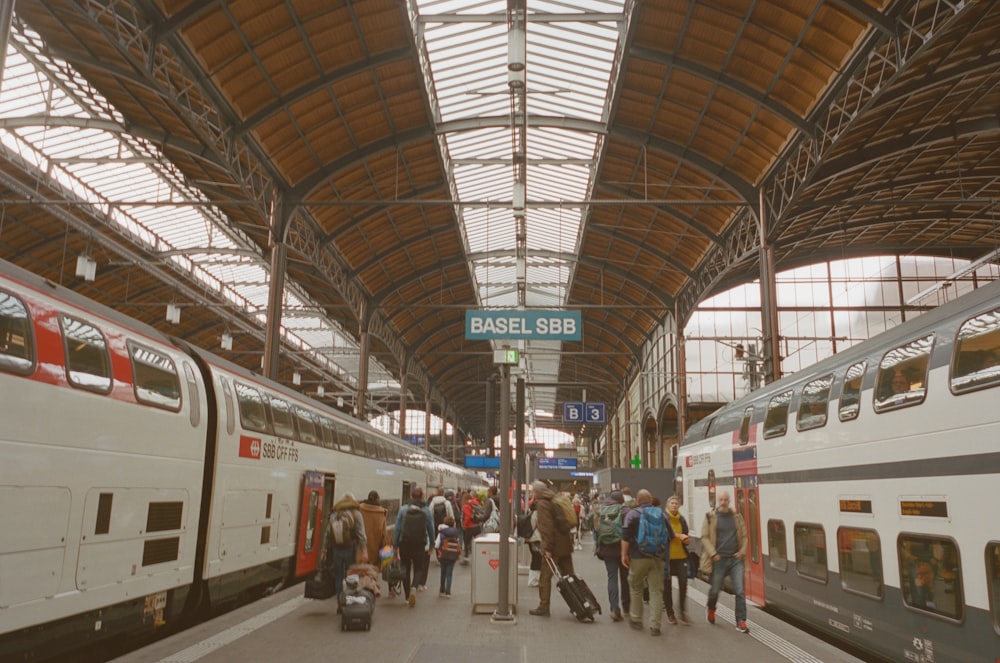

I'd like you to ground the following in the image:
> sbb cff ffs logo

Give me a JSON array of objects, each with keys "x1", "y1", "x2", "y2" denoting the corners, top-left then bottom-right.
[{"x1": 239, "y1": 435, "x2": 262, "y2": 459}]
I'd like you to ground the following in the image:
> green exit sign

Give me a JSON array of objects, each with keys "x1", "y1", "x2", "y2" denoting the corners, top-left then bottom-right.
[{"x1": 493, "y1": 349, "x2": 519, "y2": 365}]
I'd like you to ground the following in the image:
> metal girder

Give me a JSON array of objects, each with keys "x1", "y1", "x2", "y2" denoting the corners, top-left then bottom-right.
[{"x1": 763, "y1": 0, "x2": 978, "y2": 234}]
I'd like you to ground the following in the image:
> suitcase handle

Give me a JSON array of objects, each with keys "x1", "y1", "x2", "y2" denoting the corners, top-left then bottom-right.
[{"x1": 545, "y1": 555, "x2": 564, "y2": 581}]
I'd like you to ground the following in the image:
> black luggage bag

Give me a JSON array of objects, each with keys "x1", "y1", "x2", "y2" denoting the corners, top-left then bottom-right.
[
  {"x1": 339, "y1": 588, "x2": 375, "y2": 631},
  {"x1": 546, "y1": 557, "x2": 601, "y2": 622},
  {"x1": 304, "y1": 570, "x2": 337, "y2": 600}
]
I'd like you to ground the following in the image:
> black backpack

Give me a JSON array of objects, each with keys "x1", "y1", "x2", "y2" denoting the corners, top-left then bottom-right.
[
  {"x1": 401, "y1": 504, "x2": 428, "y2": 546},
  {"x1": 432, "y1": 501, "x2": 448, "y2": 529}
]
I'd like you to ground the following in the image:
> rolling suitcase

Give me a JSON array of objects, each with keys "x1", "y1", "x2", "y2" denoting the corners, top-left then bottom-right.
[
  {"x1": 339, "y1": 587, "x2": 375, "y2": 631},
  {"x1": 546, "y1": 557, "x2": 601, "y2": 622}
]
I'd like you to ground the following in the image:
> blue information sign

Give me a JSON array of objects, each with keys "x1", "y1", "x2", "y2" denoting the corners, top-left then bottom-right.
[
  {"x1": 465, "y1": 309, "x2": 581, "y2": 341},
  {"x1": 464, "y1": 456, "x2": 501, "y2": 470},
  {"x1": 539, "y1": 457, "x2": 578, "y2": 469},
  {"x1": 563, "y1": 401, "x2": 605, "y2": 424}
]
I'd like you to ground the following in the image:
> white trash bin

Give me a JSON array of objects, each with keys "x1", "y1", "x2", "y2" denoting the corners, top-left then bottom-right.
[{"x1": 470, "y1": 533, "x2": 518, "y2": 613}]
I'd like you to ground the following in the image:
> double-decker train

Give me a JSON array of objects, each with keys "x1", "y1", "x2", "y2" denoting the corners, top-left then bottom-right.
[
  {"x1": 677, "y1": 277, "x2": 1000, "y2": 662},
  {"x1": 0, "y1": 259, "x2": 486, "y2": 661}
]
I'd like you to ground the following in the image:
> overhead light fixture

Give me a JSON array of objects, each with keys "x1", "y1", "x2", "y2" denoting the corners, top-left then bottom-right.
[
  {"x1": 220, "y1": 332, "x2": 233, "y2": 351},
  {"x1": 337, "y1": 396, "x2": 344, "y2": 408},
  {"x1": 165, "y1": 303, "x2": 181, "y2": 324},
  {"x1": 292, "y1": 371, "x2": 301, "y2": 386},
  {"x1": 75, "y1": 255, "x2": 97, "y2": 282},
  {"x1": 317, "y1": 385, "x2": 325, "y2": 397}
]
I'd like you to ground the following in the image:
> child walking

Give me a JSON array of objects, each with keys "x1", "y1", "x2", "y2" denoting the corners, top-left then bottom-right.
[{"x1": 436, "y1": 516, "x2": 462, "y2": 597}]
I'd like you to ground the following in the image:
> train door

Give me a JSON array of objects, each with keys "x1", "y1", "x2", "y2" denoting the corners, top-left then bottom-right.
[
  {"x1": 735, "y1": 480, "x2": 765, "y2": 604},
  {"x1": 295, "y1": 472, "x2": 333, "y2": 577}
]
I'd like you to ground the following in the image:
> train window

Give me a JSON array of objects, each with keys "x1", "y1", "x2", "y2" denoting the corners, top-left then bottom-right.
[
  {"x1": 234, "y1": 382, "x2": 272, "y2": 434},
  {"x1": 950, "y1": 308, "x2": 1000, "y2": 394},
  {"x1": 221, "y1": 378, "x2": 235, "y2": 435},
  {"x1": 874, "y1": 334, "x2": 933, "y2": 413},
  {"x1": 837, "y1": 527, "x2": 883, "y2": 599},
  {"x1": 739, "y1": 406, "x2": 753, "y2": 445},
  {"x1": 898, "y1": 534, "x2": 963, "y2": 620},
  {"x1": 796, "y1": 374, "x2": 832, "y2": 431},
  {"x1": 184, "y1": 363, "x2": 200, "y2": 427},
  {"x1": 0, "y1": 290, "x2": 35, "y2": 375},
  {"x1": 295, "y1": 407, "x2": 319, "y2": 444},
  {"x1": 768, "y1": 520, "x2": 787, "y2": 571},
  {"x1": 127, "y1": 342, "x2": 181, "y2": 411},
  {"x1": 763, "y1": 390, "x2": 792, "y2": 438},
  {"x1": 319, "y1": 418, "x2": 337, "y2": 449},
  {"x1": 838, "y1": 361, "x2": 866, "y2": 421},
  {"x1": 269, "y1": 396, "x2": 297, "y2": 439},
  {"x1": 794, "y1": 523, "x2": 828, "y2": 583},
  {"x1": 335, "y1": 422, "x2": 354, "y2": 452},
  {"x1": 59, "y1": 315, "x2": 112, "y2": 394},
  {"x1": 987, "y1": 543, "x2": 1000, "y2": 630}
]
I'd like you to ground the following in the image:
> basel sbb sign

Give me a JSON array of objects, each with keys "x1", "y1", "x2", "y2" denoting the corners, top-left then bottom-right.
[{"x1": 465, "y1": 310, "x2": 581, "y2": 341}]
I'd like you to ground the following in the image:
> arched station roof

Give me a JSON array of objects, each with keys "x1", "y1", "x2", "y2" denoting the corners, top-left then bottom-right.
[{"x1": 1, "y1": 0, "x2": 998, "y2": 440}]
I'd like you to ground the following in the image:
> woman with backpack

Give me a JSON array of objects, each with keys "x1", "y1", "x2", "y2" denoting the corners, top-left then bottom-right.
[{"x1": 460, "y1": 492, "x2": 483, "y2": 566}]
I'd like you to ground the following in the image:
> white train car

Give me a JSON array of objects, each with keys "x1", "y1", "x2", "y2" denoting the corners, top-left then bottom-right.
[
  {"x1": 677, "y1": 278, "x2": 1000, "y2": 662},
  {"x1": 0, "y1": 259, "x2": 486, "y2": 660}
]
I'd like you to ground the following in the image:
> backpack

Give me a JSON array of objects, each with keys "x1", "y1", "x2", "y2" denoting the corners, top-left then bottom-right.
[
  {"x1": 595, "y1": 503, "x2": 624, "y2": 545},
  {"x1": 516, "y1": 512, "x2": 534, "y2": 539},
  {"x1": 482, "y1": 500, "x2": 501, "y2": 533},
  {"x1": 471, "y1": 503, "x2": 488, "y2": 523},
  {"x1": 439, "y1": 535, "x2": 462, "y2": 561},
  {"x1": 432, "y1": 500, "x2": 448, "y2": 529},
  {"x1": 400, "y1": 504, "x2": 428, "y2": 546},
  {"x1": 636, "y1": 505, "x2": 670, "y2": 557},
  {"x1": 551, "y1": 493, "x2": 578, "y2": 533},
  {"x1": 329, "y1": 508, "x2": 357, "y2": 547}
]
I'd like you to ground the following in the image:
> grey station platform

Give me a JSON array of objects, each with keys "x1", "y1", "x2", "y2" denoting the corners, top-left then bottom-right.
[{"x1": 113, "y1": 539, "x2": 863, "y2": 663}]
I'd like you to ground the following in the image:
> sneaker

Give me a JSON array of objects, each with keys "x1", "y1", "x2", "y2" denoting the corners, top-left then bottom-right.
[
  {"x1": 737, "y1": 621, "x2": 750, "y2": 633},
  {"x1": 679, "y1": 613, "x2": 691, "y2": 625},
  {"x1": 707, "y1": 608, "x2": 715, "y2": 624},
  {"x1": 408, "y1": 593, "x2": 416, "y2": 608},
  {"x1": 667, "y1": 614, "x2": 678, "y2": 625},
  {"x1": 417, "y1": 585, "x2": 426, "y2": 592},
  {"x1": 650, "y1": 628, "x2": 662, "y2": 637},
  {"x1": 445, "y1": 593, "x2": 452, "y2": 599},
  {"x1": 439, "y1": 592, "x2": 446, "y2": 597},
  {"x1": 629, "y1": 620, "x2": 643, "y2": 631},
  {"x1": 610, "y1": 611, "x2": 623, "y2": 622},
  {"x1": 528, "y1": 607, "x2": 550, "y2": 616},
  {"x1": 460, "y1": 558, "x2": 470, "y2": 566}
]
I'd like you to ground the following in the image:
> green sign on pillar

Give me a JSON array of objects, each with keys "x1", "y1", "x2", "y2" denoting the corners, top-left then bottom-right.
[{"x1": 630, "y1": 454, "x2": 642, "y2": 469}]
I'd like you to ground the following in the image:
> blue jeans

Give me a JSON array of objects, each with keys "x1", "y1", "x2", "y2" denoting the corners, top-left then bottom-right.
[
  {"x1": 603, "y1": 557, "x2": 630, "y2": 614},
  {"x1": 439, "y1": 559, "x2": 456, "y2": 594},
  {"x1": 328, "y1": 546, "x2": 356, "y2": 595},
  {"x1": 707, "y1": 556, "x2": 746, "y2": 623}
]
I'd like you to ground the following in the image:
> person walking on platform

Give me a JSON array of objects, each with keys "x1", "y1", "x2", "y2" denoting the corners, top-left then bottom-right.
[
  {"x1": 434, "y1": 516, "x2": 462, "y2": 597},
  {"x1": 359, "y1": 490, "x2": 389, "y2": 572},
  {"x1": 700, "y1": 489, "x2": 750, "y2": 633},
  {"x1": 621, "y1": 489, "x2": 672, "y2": 636},
  {"x1": 394, "y1": 485, "x2": 434, "y2": 607},
  {"x1": 326, "y1": 493, "x2": 368, "y2": 601},
  {"x1": 663, "y1": 495, "x2": 691, "y2": 625},
  {"x1": 460, "y1": 492, "x2": 483, "y2": 565},
  {"x1": 528, "y1": 480, "x2": 575, "y2": 617},
  {"x1": 593, "y1": 490, "x2": 629, "y2": 621}
]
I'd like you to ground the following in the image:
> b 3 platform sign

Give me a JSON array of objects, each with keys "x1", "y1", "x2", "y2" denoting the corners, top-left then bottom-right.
[
  {"x1": 563, "y1": 402, "x2": 606, "y2": 424},
  {"x1": 465, "y1": 309, "x2": 581, "y2": 341}
]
